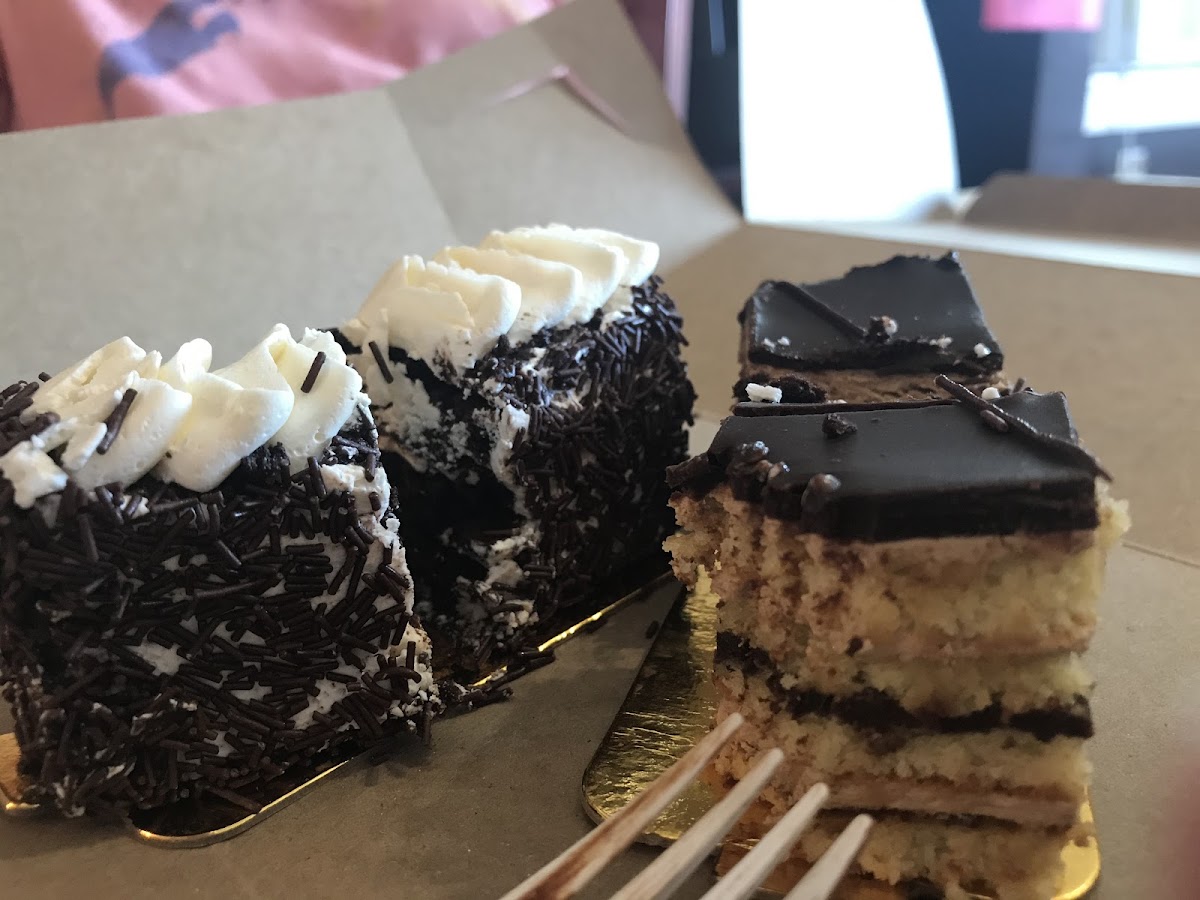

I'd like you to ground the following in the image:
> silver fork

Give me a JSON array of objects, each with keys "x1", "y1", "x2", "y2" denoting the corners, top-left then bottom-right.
[{"x1": 499, "y1": 713, "x2": 872, "y2": 900}]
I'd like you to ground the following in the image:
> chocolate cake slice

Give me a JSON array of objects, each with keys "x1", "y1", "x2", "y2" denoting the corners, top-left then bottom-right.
[
  {"x1": 0, "y1": 326, "x2": 439, "y2": 817},
  {"x1": 338, "y1": 224, "x2": 694, "y2": 673},
  {"x1": 666, "y1": 388, "x2": 1128, "y2": 898},
  {"x1": 736, "y1": 253, "x2": 1008, "y2": 404}
]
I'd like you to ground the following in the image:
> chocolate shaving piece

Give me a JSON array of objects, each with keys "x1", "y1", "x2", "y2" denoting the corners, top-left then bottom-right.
[
  {"x1": 865, "y1": 315, "x2": 898, "y2": 343},
  {"x1": 935, "y1": 375, "x2": 1111, "y2": 480},
  {"x1": 368, "y1": 341, "x2": 394, "y2": 384},
  {"x1": 95, "y1": 388, "x2": 138, "y2": 455},
  {"x1": 789, "y1": 283, "x2": 869, "y2": 339},
  {"x1": 980, "y1": 409, "x2": 1009, "y2": 433},
  {"x1": 821, "y1": 413, "x2": 858, "y2": 438},
  {"x1": 300, "y1": 352, "x2": 326, "y2": 394}
]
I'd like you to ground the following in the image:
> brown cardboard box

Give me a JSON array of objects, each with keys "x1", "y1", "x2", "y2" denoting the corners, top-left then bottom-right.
[{"x1": 1, "y1": 2, "x2": 1197, "y2": 897}]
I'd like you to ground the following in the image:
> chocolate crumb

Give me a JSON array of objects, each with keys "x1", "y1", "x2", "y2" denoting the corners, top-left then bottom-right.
[
  {"x1": 644, "y1": 620, "x2": 660, "y2": 640},
  {"x1": 846, "y1": 637, "x2": 864, "y2": 656},
  {"x1": 822, "y1": 413, "x2": 858, "y2": 438}
]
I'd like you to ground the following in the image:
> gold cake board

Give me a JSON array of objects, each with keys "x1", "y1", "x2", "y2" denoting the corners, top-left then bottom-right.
[
  {"x1": 0, "y1": 571, "x2": 673, "y2": 847},
  {"x1": 581, "y1": 587, "x2": 1101, "y2": 899}
]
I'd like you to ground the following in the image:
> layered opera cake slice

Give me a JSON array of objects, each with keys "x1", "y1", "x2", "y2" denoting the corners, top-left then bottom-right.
[
  {"x1": 666, "y1": 389, "x2": 1128, "y2": 898},
  {"x1": 339, "y1": 224, "x2": 694, "y2": 673},
  {"x1": 736, "y1": 253, "x2": 1008, "y2": 405},
  {"x1": 0, "y1": 327, "x2": 439, "y2": 817}
]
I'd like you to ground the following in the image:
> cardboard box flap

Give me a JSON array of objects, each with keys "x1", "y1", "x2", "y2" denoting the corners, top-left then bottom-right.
[
  {"x1": 388, "y1": 0, "x2": 742, "y2": 268},
  {"x1": 670, "y1": 223, "x2": 1200, "y2": 563},
  {"x1": 966, "y1": 173, "x2": 1200, "y2": 245},
  {"x1": 0, "y1": 89, "x2": 455, "y2": 378}
]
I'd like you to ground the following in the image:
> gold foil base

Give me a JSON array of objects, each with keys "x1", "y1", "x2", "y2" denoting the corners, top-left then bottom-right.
[
  {"x1": 0, "y1": 570, "x2": 671, "y2": 847},
  {"x1": 582, "y1": 586, "x2": 1101, "y2": 899}
]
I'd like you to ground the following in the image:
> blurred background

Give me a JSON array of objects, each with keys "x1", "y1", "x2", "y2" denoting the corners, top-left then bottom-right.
[
  {"x1": 3, "y1": 0, "x2": 1197, "y2": 230},
  {"x1": 671, "y1": 0, "x2": 1200, "y2": 206}
]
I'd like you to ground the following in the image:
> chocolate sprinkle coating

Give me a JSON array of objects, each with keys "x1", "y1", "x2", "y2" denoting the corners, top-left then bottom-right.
[
  {"x1": 0, "y1": 399, "x2": 440, "y2": 817},
  {"x1": 668, "y1": 392, "x2": 1104, "y2": 541},
  {"x1": 337, "y1": 276, "x2": 694, "y2": 675}
]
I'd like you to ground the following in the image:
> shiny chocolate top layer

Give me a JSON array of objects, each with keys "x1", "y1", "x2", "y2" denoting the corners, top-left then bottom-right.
[
  {"x1": 667, "y1": 392, "x2": 1101, "y2": 540},
  {"x1": 741, "y1": 253, "x2": 1004, "y2": 375}
]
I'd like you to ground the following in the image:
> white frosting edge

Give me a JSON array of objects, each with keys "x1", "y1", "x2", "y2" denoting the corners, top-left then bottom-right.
[
  {"x1": 1, "y1": 325, "x2": 363, "y2": 506},
  {"x1": 344, "y1": 224, "x2": 660, "y2": 371}
]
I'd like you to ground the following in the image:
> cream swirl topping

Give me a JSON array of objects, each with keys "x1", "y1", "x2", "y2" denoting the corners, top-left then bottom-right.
[
  {"x1": 0, "y1": 326, "x2": 362, "y2": 507},
  {"x1": 343, "y1": 224, "x2": 659, "y2": 370}
]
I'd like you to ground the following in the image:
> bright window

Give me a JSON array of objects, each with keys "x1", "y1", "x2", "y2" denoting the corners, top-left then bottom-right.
[{"x1": 1084, "y1": 0, "x2": 1200, "y2": 133}]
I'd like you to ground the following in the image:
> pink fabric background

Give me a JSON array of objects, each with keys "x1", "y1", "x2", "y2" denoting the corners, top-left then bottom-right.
[
  {"x1": 981, "y1": 0, "x2": 1102, "y2": 32},
  {"x1": 0, "y1": 0, "x2": 560, "y2": 132}
]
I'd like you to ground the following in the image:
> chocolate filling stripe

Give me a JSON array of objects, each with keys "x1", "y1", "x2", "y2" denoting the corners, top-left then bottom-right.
[
  {"x1": 746, "y1": 800, "x2": 1067, "y2": 835},
  {"x1": 715, "y1": 633, "x2": 1092, "y2": 742}
]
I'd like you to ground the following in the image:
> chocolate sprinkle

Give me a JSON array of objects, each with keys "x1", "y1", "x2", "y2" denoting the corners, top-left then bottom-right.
[
  {"x1": 95, "y1": 389, "x2": 138, "y2": 455},
  {"x1": 300, "y1": 352, "x2": 326, "y2": 394},
  {"x1": 367, "y1": 341, "x2": 394, "y2": 384}
]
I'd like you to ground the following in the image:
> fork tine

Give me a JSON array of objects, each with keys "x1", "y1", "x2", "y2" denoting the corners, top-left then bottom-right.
[
  {"x1": 780, "y1": 814, "x2": 873, "y2": 900},
  {"x1": 498, "y1": 712, "x2": 746, "y2": 900},
  {"x1": 609, "y1": 748, "x2": 785, "y2": 900},
  {"x1": 698, "y1": 783, "x2": 830, "y2": 900}
]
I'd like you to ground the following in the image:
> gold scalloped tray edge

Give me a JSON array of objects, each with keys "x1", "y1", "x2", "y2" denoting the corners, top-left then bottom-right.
[
  {"x1": 581, "y1": 586, "x2": 1101, "y2": 899},
  {"x1": 0, "y1": 570, "x2": 673, "y2": 847}
]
